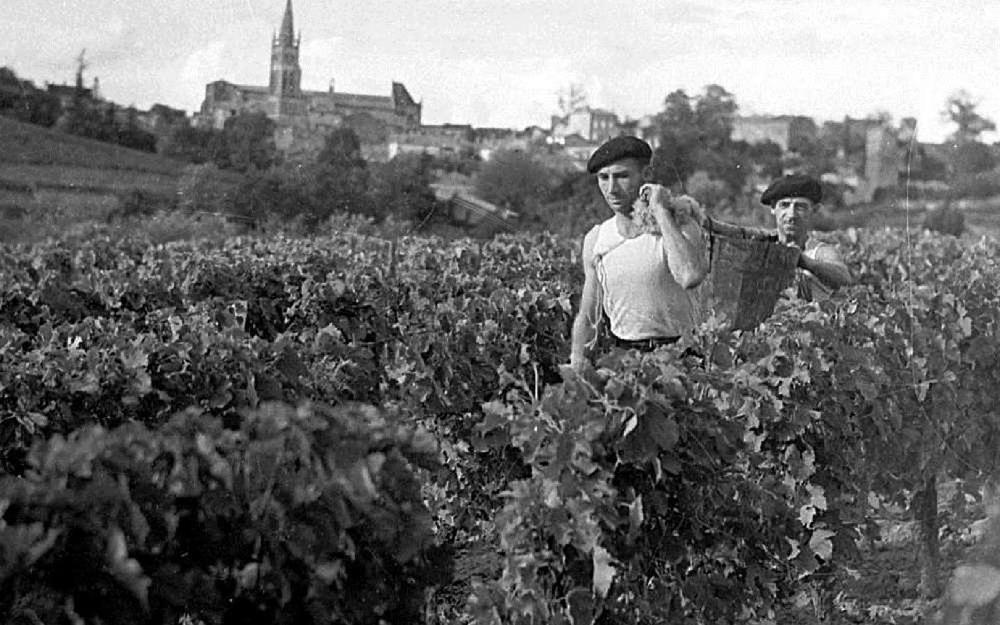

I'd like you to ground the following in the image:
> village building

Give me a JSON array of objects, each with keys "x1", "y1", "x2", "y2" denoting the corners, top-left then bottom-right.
[
  {"x1": 196, "y1": 0, "x2": 421, "y2": 158},
  {"x1": 731, "y1": 115, "x2": 817, "y2": 152},
  {"x1": 618, "y1": 115, "x2": 660, "y2": 150},
  {"x1": 549, "y1": 107, "x2": 621, "y2": 146},
  {"x1": 388, "y1": 124, "x2": 549, "y2": 162}
]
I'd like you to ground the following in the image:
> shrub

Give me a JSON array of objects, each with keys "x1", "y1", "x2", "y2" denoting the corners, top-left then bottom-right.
[
  {"x1": 0, "y1": 402, "x2": 445, "y2": 625},
  {"x1": 685, "y1": 170, "x2": 730, "y2": 209},
  {"x1": 111, "y1": 189, "x2": 177, "y2": 220},
  {"x1": 923, "y1": 203, "x2": 965, "y2": 236},
  {"x1": 950, "y1": 171, "x2": 1000, "y2": 199}
]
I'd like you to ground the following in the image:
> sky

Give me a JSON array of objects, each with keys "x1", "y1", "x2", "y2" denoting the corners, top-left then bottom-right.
[{"x1": 3, "y1": 0, "x2": 999, "y2": 143}]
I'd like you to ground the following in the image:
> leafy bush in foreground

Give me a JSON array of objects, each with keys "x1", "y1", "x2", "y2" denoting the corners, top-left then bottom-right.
[{"x1": 0, "y1": 402, "x2": 443, "y2": 625}]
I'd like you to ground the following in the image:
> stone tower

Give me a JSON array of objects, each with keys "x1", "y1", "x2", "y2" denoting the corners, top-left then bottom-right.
[{"x1": 269, "y1": 0, "x2": 304, "y2": 116}]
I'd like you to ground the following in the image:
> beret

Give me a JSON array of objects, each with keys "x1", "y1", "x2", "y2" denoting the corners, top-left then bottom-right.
[
  {"x1": 760, "y1": 174, "x2": 822, "y2": 206},
  {"x1": 587, "y1": 136, "x2": 652, "y2": 174}
]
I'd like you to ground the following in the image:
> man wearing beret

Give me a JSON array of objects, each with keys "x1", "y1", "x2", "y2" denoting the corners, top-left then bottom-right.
[
  {"x1": 569, "y1": 136, "x2": 709, "y2": 370},
  {"x1": 761, "y1": 174, "x2": 854, "y2": 299}
]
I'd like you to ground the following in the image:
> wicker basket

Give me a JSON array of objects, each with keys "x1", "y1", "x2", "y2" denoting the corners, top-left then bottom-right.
[{"x1": 702, "y1": 218, "x2": 800, "y2": 330}]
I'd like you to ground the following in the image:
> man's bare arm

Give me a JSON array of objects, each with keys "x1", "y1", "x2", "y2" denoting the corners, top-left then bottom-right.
[
  {"x1": 800, "y1": 245, "x2": 854, "y2": 289},
  {"x1": 648, "y1": 189, "x2": 708, "y2": 289},
  {"x1": 570, "y1": 227, "x2": 603, "y2": 369}
]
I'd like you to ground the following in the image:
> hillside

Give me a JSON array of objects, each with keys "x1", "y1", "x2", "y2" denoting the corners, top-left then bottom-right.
[
  {"x1": 0, "y1": 116, "x2": 187, "y2": 174},
  {"x1": 0, "y1": 116, "x2": 243, "y2": 204}
]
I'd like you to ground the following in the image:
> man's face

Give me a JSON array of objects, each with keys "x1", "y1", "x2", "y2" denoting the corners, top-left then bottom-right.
[
  {"x1": 596, "y1": 159, "x2": 645, "y2": 214},
  {"x1": 771, "y1": 196, "x2": 816, "y2": 243}
]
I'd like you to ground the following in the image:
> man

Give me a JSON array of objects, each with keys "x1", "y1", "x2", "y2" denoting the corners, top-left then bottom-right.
[
  {"x1": 569, "y1": 136, "x2": 708, "y2": 370},
  {"x1": 760, "y1": 174, "x2": 854, "y2": 299}
]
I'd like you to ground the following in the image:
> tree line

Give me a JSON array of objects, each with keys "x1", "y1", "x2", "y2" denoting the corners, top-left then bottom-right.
[
  {"x1": 0, "y1": 67, "x2": 158, "y2": 153},
  {"x1": 160, "y1": 111, "x2": 449, "y2": 232}
]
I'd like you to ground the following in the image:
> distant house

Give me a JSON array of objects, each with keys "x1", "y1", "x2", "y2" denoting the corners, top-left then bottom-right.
[
  {"x1": 388, "y1": 125, "x2": 474, "y2": 159},
  {"x1": 731, "y1": 115, "x2": 817, "y2": 152},
  {"x1": 619, "y1": 115, "x2": 661, "y2": 149},
  {"x1": 474, "y1": 126, "x2": 542, "y2": 161},
  {"x1": 387, "y1": 124, "x2": 550, "y2": 162},
  {"x1": 560, "y1": 133, "x2": 600, "y2": 170},
  {"x1": 550, "y1": 107, "x2": 621, "y2": 145}
]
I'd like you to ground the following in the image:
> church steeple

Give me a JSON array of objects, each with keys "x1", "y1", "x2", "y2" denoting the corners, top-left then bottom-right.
[
  {"x1": 269, "y1": 0, "x2": 301, "y2": 98},
  {"x1": 278, "y1": 0, "x2": 295, "y2": 47}
]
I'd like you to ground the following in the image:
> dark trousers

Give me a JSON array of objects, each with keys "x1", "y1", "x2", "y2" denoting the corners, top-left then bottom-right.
[{"x1": 610, "y1": 334, "x2": 680, "y2": 352}]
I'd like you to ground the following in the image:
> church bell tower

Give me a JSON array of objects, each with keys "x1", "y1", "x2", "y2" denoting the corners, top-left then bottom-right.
[{"x1": 269, "y1": 0, "x2": 302, "y2": 99}]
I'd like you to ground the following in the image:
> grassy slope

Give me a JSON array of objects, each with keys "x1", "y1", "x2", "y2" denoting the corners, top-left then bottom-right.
[
  {"x1": 0, "y1": 116, "x2": 186, "y2": 174},
  {"x1": 0, "y1": 116, "x2": 243, "y2": 197}
]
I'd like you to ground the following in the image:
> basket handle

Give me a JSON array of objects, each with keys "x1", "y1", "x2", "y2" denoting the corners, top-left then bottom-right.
[{"x1": 703, "y1": 216, "x2": 778, "y2": 241}]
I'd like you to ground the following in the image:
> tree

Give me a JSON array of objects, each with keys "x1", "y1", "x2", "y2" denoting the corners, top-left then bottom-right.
[
  {"x1": 951, "y1": 141, "x2": 996, "y2": 176},
  {"x1": 557, "y1": 83, "x2": 588, "y2": 116},
  {"x1": 534, "y1": 169, "x2": 609, "y2": 238},
  {"x1": 369, "y1": 153, "x2": 443, "y2": 226},
  {"x1": 211, "y1": 112, "x2": 277, "y2": 173},
  {"x1": 648, "y1": 86, "x2": 749, "y2": 200},
  {"x1": 745, "y1": 140, "x2": 783, "y2": 179},
  {"x1": 317, "y1": 127, "x2": 366, "y2": 170},
  {"x1": 648, "y1": 90, "x2": 700, "y2": 188},
  {"x1": 20, "y1": 90, "x2": 61, "y2": 127},
  {"x1": 695, "y1": 84, "x2": 737, "y2": 151},
  {"x1": 341, "y1": 112, "x2": 389, "y2": 145},
  {"x1": 310, "y1": 128, "x2": 374, "y2": 219},
  {"x1": 785, "y1": 132, "x2": 834, "y2": 178},
  {"x1": 474, "y1": 150, "x2": 556, "y2": 217},
  {"x1": 63, "y1": 89, "x2": 106, "y2": 141},
  {"x1": 116, "y1": 106, "x2": 157, "y2": 153},
  {"x1": 944, "y1": 90, "x2": 996, "y2": 144},
  {"x1": 0, "y1": 67, "x2": 61, "y2": 127},
  {"x1": 231, "y1": 163, "x2": 315, "y2": 224},
  {"x1": 162, "y1": 125, "x2": 220, "y2": 164}
]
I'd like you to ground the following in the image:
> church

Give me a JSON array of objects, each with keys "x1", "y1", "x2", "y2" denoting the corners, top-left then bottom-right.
[{"x1": 197, "y1": 0, "x2": 422, "y2": 157}]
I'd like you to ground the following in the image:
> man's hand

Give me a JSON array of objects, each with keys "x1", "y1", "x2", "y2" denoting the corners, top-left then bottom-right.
[
  {"x1": 641, "y1": 184, "x2": 676, "y2": 226},
  {"x1": 640, "y1": 184, "x2": 702, "y2": 226},
  {"x1": 669, "y1": 194, "x2": 705, "y2": 225}
]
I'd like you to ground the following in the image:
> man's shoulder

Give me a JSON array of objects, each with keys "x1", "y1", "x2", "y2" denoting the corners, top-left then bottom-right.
[
  {"x1": 589, "y1": 217, "x2": 619, "y2": 244},
  {"x1": 581, "y1": 222, "x2": 606, "y2": 261},
  {"x1": 583, "y1": 221, "x2": 605, "y2": 244}
]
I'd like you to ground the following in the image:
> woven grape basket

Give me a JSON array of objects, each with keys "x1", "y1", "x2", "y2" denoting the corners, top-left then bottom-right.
[{"x1": 702, "y1": 218, "x2": 801, "y2": 330}]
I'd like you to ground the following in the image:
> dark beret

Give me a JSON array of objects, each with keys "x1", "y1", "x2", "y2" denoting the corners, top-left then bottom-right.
[
  {"x1": 760, "y1": 174, "x2": 822, "y2": 206},
  {"x1": 587, "y1": 136, "x2": 652, "y2": 174}
]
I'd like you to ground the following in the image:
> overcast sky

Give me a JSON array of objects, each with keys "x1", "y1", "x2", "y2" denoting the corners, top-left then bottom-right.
[{"x1": 3, "y1": 0, "x2": 998, "y2": 143}]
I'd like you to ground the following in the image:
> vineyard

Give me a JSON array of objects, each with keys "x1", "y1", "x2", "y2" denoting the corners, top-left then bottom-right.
[{"x1": 1, "y1": 219, "x2": 1000, "y2": 624}]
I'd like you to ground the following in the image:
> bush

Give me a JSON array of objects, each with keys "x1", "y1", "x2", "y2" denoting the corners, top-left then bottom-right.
[
  {"x1": 162, "y1": 126, "x2": 219, "y2": 164},
  {"x1": 951, "y1": 141, "x2": 996, "y2": 176},
  {"x1": 475, "y1": 150, "x2": 558, "y2": 216},
  {"x1": 370, "y1": 153, "x2": 444, "y2": 227},
  {"x1": 923, "y1": 203, "x2": 965, "y2": 236},
  {"x1": 685, "y1": 170, "x2": 730, "y2": 209},
  {"x1": 230, "y1": 165, "x2": 319, "y2": 227},
  {"x1": 176, "y1": 163, "x2": 238, "y2": 215},
  {"x1": 111, "y1": 189, "x2": 177, "y2": 220},
  {"x1": 0, "y1": 402, "x2": 445, "y2": 625},
  {"x1": 950, "y1": 171, "x2": 1000, "y2": 199}
]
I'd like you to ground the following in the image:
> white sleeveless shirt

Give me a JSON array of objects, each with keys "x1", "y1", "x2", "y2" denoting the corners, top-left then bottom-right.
[{"x1": 592, "y1": 217, "x2": 699, "y2": 340}]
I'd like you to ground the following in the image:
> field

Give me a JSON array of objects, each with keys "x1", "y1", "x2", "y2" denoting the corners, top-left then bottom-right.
[{"x1": 0, "y1": 217, "x2": 999, "y2": 625}]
